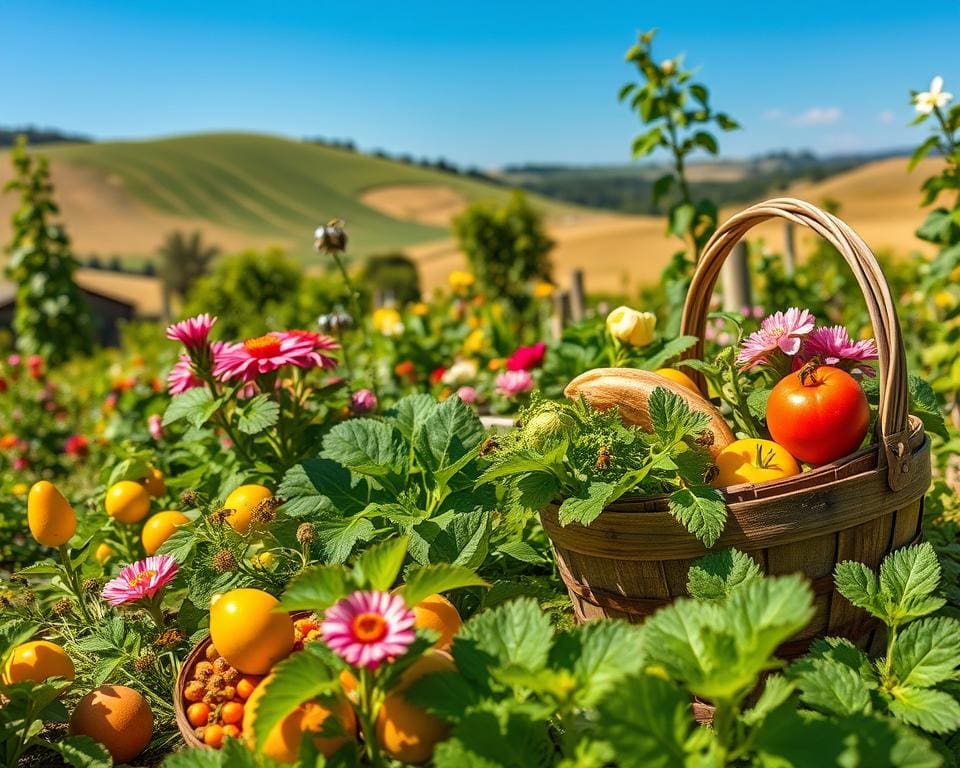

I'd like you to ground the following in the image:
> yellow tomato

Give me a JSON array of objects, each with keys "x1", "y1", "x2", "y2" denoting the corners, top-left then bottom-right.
[
  {"x1": 3, "y1": 640, "x2": 75, "y2": 685},
  {"x1": 222, "y1": 485, "x2": 273, "y2": 534},
  {"x1": 411, "y1": 594, "x2": 462, "y2": 651},
  {"x1": 141, "y1": 511, "x2": 189, "y2": 555},
  {"x1": 27, "y1": 481, "x2": 77, "y2": 547},
  {"x1": 713, "y1": 438, "x2": 801, "y2": 487},
  {"x1": 140, "y1": 467, "x2": 166, "y2": 499},
  {"x1": 95, "y1": 543, "x2": 115, "y2": 564},
  {"x1": 654, "y1": 368, "x2": 700, "y2": 394},
  {"x1": 105, "y1": 481, "x2": 151, "y2": 524},
  {"x1": 210, "y1": 589, "x2": 294, "y2": 675}
]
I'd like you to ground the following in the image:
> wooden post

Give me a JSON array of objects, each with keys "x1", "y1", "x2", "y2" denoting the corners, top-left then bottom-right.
[
  {"x1": 721, "y1": 241, "x2": 751, "y2": 313},
  {"x1": 569, "y1": 269, "x2": 586, "y2": 322},
  {"x1": 783, "y1": 222, "x2": 797, "y2": 276},
  {"x1": 551, "y1": 290, "x2": 571, "y2": 340}
]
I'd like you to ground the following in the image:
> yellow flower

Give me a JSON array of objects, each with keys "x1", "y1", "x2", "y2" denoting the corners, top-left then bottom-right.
[
  {"x1": 372, "y1": 307, "x2": 404, "y2": 336},
  {"x1": 606, "y1": 306, "x2": 657, "y2": 347},
  {"x1": 11, "y1": 482, "x2": 28, "y2": 496},
  {"x1": 488, "y1": 357, "x2": 505, "y2": 371},
  {"x1": 491, "y1": 304, "x2": 504, "y2": 320},
  {"x1": 935, "y1": 291, "x2": 955, "y2": 309},
  {"x1": 448, "y1": 270, "x2": 476, "y2": 292},
  {"x1": 464, "y1": 329, "x2": 486, "y2": 354},
  {"x1": 468, "y1": 316, "x2": 481, "y2": 330},
  {"x1": 951, "y1": 265, "x2": 960, "y2": 282},
  {"x1": 410, "y1": 302, "x2": 430, "y2": 317},
  {"x1": 533, "y1": 281, "x2": 555, "y2": 299}
]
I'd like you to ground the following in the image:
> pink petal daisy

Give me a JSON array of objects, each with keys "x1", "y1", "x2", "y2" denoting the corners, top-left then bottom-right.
[
  {"x1": 167, "y1": 354, "x2": 202, "y2": 395},
  {"x1": 102, "y1": 555, "x2": 178, "y2": 606},
  {"x1": 274, "y1": 330, "x2": 340, "y2": 371},
  {"x1": 736, "y1": 308, "x2": 816, "y2": 369},
  {"x1": 495, "y1": 369, "x2": 534, "y2": 398},
  {"x1": 321, "y1": 590, "x2": 416, "y2": 669},
  {"x1": 212, "y1": 333, "x2": 319, "y2": 383},
  {"x1": 801, "y1": 325, "x2": 879, "y2": 377},
  {"x1": 166, "y1": 314, "x2": 216, "y2": 351}
]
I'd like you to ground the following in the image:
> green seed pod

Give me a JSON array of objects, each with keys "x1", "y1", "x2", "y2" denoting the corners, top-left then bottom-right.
[{"x1": 521, "y1": 408, "x2": 575, "y2": 452}]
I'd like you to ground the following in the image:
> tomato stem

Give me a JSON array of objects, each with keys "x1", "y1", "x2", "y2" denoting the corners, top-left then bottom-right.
[{"x1": 798, "y1": 357, "x2": 822, "y2": 386}]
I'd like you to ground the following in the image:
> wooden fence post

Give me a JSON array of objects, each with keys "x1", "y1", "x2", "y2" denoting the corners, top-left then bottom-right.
[
  {"x1": 721, "y1": 241, "x2": 751, "y2": 313},
  {"x1": 569, "y1": 269, "x2": 586, "y2": 322},
  {"x1": 783, "y1": 222, "x2": 797, "y2": 276},
  {"x1": 551, "y1": 290, "x2": 571, "y2": 340}
]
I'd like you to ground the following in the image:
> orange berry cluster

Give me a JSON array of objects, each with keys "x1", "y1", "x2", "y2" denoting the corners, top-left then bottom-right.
[
  {"x1": 293, "y1": 616, "x2": 321, "y2": 650},
  {"x1": 183, "y1": 643, "x2": 262, "y2": 748}
]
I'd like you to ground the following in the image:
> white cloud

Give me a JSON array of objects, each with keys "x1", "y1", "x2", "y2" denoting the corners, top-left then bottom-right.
[
  {"x1": 877, "y1": 109, "x2": 896, "y2": 124},
  {"x1": 762, "y1": 108, "x2": 783, "y2": 121},
  {"x1": 793, "y1": 106, "x2": 842, "y2": 125}
]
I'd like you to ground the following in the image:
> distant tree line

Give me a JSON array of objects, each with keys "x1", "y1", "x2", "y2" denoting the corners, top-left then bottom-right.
[{"x1": 0, "y1": 126, "x2": 92, "y2": 147}]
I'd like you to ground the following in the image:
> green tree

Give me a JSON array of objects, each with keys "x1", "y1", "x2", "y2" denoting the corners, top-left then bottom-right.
[
  {"x1": 157, "y1": 229, "x2": 220, "y2": 318},
  {"x1": 452, "y1": 191, "x2": 553, "y2": 311},
  {"x1": 3, "y1": 137, "x2": 93, "y2": 364},
  {"x1": 362, "y1": 252, "x2": 421, "y2": 305}
]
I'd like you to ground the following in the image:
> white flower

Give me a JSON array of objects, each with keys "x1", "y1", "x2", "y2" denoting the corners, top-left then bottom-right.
[
  {"x1": 915, "y1": 76, "x2": 953, "y2": 114},
  {"x1": 442, "y1": 359, "x2": 478, "y2": 387},
  {"x1": 660, "y1": 59, "x2": 676, "y2": 75}
]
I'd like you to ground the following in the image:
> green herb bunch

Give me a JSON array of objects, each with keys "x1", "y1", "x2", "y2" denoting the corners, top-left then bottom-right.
[{"x1": 480, "y1": 389, "x2": 727, "y2": 546}]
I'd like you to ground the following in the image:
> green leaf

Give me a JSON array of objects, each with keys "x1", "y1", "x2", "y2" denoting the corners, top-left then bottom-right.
[
  {"x1": 747, "y1": 388, "x2": 772, "y2": 421},
  {"x1": 413, "y1": 395, "x2": 485, "y2": 476},
  {"x1": 639, "y1": 335, "x2": 699, "y2": 371},
  {"x1": 551, "y1": 620, "x2": 646, "y2": 707},
  {"x1": 752, "y1": 706, "x2": 856, "y2": 767},
  {"x1": 668, "y1": 202, "x2": 696, "y2": 238},
  {"x1": 322, "y1": 419, "x2": 403, "y2": 478},
  {"x1": 162, "y1": 387, "x2": 220, "y2": 429},
  {"x1": 43, "y1": 736, "x2": 112, "y2": 768},
  {"x1": 250, "y1": 647, "x2": 337, "y2": 752},
  {"x1": 597, "y1": 674, "x2": 697, "y2": 768},
  {"x1": 879, "y1": 543, "x2": 945, "y2": 622},
  {"x1": 406, "y1": 669, "x2": 481, "y2": 721},
  {"x1": 455, "y1": 598, "x2": 555, "y2": 677},
  {"x1": 647, "y1": 387, "x2": 710, "y2": 444},
  {"x1": 401, "y1": 564, "x2": 488, "y2": 607},
  {"x1": 155, "y1": 527, "x2": 196, "y2": 563},
  {"x1": 668, "y1": 487, "x2": 726, "y2": 547},
  {"x1": 235, "y1": 393, "x2": 280, "y2": 435},
  {"x1": 890, "y1": 616, "x2": 960, "y2": 688},
  {"x1": 715, "y1": 113, "x2": 740, "y2": 131},
  {"x1": 277, "y1": 458, "x2": 364, "y2": 519},
  {"x1": 741, "y1": 675, "x2": 795, "y2": 726},
  {"x1": 278, "y1": 565, "x2": 349, "y2": 611},
  {"x1": 557, "y1": 481, "x2": 615, "y2": 527},
  {"x1": 353, "y1": 536, "x2": 409, "y2": 591},
  {"x1": 651, "y1": 173, "x2": 674, "y2": 205},
  {"x1": 478, "y1": 450, "x2": 560, "y2": 484},
  {"x1": 432, "y1": 708, "x2": 554, "y2": 768},
  {"x1": 388, "y1": 393, "x2": 436, "y2": 441},
  {"x1": 793, "y1": 656, "x2": 874, "y2": 716},
  {"x1": 632, "y1": 127, "x2": 664, "y2": 158},
  {"x1": 316, "y1": 516, "x2": 376, "y2": 564},
  {"x1": 686, "y1": 548, "x2": 761, "y2": 599},
  {"x1": 888, "y1": 685, "x2": 960, "y2": 734},
  {"x1": 692, "y1": 130, "x2": 718, "y2": 155},
  {"x1": 907, "y1": 375, "x2": 948, "y2": 440},
  {"x1": 835, "y1": 560, "x2": 884, "y2": 618},
  {"x1": 496, "y1": 540, "x2": 546, "y2": 564}
]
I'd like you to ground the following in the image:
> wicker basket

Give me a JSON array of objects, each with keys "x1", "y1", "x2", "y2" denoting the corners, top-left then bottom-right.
[{"x1": 540, "y1": 198, "x2": 931, "y2": 657}]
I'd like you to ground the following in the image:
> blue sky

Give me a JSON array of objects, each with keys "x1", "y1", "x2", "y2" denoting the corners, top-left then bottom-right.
[{"x1": 3, "y1": 1, "x2": 957, "y2": 166}]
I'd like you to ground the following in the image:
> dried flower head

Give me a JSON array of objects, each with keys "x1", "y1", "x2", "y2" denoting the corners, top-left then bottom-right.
[
  {"x1": 53, "y1": 598, "x2": 74, "y2": 616},
  {"x1": 212, "y1": 656, "x2": 230, "y2": 673},
  {"x1": 695, "y1": 430, "x2": 715, "y2": 447},
  {"x1": 83, "y1": 578, "x2": 102, "y2": 593},
  {"x1": 133, "y1": 653, "x2": 156, "y2": 672},
  {"x1": 207, "y1": 673, "x2": 226, "y2": 691},
  {"x1": 223, "y1": 667, "x2": 240, "y2": 685},
  {"x1": 212, "y1": 550, "x2": 237, "y2": 573},
  {"x1": 155, "y1": 628, "x2": 186, "y2": 648},
  {"x1": 296, "y1": 523, "x2": 315, "y2": 546},
  {"x1": 314, "y1": 219, "x2": 348, "y2": 254},
  {"x1": 194, "y1": 661, "x2": 214, "y2": 680},
  {"x1": 249, "y1": 497, "x2": 280, "y2": 526},
  {"x1": 179, "y1": 489, "x2": 200, "y2": 507},
  {"x1": 209, "y1": 507, "x2": 230, "y2": 525}
]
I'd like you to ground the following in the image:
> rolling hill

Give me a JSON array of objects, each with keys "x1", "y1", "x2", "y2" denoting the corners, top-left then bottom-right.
[{"x1": 0, "y1": 133, "x2": 943, "y2": 297}]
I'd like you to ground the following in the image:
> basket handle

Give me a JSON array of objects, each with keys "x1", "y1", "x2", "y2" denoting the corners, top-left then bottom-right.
[{"x1": 679, "y1": 198, "x2": 912, "y2": 491}]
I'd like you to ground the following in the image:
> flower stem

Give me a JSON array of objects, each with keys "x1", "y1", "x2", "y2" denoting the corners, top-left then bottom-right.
[
  {"x1": 357, "y1": 666, "x2": 385, "y2": 768},
  {"x1": 58, "y1": 544, "x2": 93, "y2": 622}
]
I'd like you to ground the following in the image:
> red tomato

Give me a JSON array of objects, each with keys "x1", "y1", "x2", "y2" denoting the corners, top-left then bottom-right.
[{"x1": 766, "y1": 365, "x2": 870, "y2": 465}]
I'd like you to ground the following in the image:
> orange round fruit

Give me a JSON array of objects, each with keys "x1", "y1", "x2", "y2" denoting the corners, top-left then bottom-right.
[
  {"x1": 94, "y1": 542, "x2": 114, "y2": 564},
  {"x1": 140, "y1": 467, "x2": 166, "y2": 499},
  {"x1": 338, "y1": 669, "x2": 358, "y2": 701},
  {"x1": 713, "y1": 438, "x2": 801, "y2": 487},
  {"x1": 376, "y1": 652, "x2": 454, "y2": 764},
  {"x1": 70, "y1": 685, "x2": 153, "y2": 764},
  {"x1": 187, "y1": 702, "x2": 210, "y2": 728},
  {"x1": 105, "y1": 481, "x2": 151, "y2": 524},
  {"x1": 204, "y1": 723, "x2": 225, "y2": 748},
  {"x1": 222, "y1": 484, "x2": 273, "y2": 534},
  {"x1": 141, "y1": 511, "x2": 189, "y2": 555},
  {"x1": 223, "y1": 724, "x2": 241, "y2": 739},
  {"x1": 27, "y1": 481, "x2": 77, "y2": 547},
  {"x1": 236, "y1": 675, "x2": 262, "y2": 700},
  {"x1": 209, "y1": 589, "x2": 294, "y2": 675},
  {"x1": 2, "y1": 640, "x2": 75, "y2": 685},
  {"x1": 412, "y1": 594, "x2": 462, "y2": 650},
  {"x1": 222, "y1": 701, "x2": 244, "y2": 725},
  {"x1": 301, "y1": 696, "x2": 356, "y2": 756},
  {"x1": 654, "y1": 367, "x2": 701, "y2": 394}
]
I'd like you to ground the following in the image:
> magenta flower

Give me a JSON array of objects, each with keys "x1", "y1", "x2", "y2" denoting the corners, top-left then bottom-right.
[
  {"x1": 495, "y1": 369, "x2": 534, "y2": 398},
  {"x1": 506, "y1": 342, "x2": 546, "y2": 372},
  {"x1": 737, "y1": 308, "x2": 816, "y2": 369},
  {"x1": 350, "y1": 389, "x2": 378, "y2": 414},
  {"x1": 456, "y1": 386, "x2": 478, "y2": 405},
  {"x1": 102, "y1": 555, "x2": 178, "y2": 606},
  {"x1": 273, "y1": 330, "x2": 339, "y2": 371},
  {"x1": 167, "y1": 354, "x2": 202, "y2": 395},
  {"x1": 801, "y1": 326, "x2": 879, "y2": 377},
  {"x1": 213, "y1": 333, "x2": 319, "y2": 382},
  {"x1": 166, "y1": 314, "x2": 216, "y2": 351},
  {"x1": 147, "y1": 414, "x2": 164, "y2": 441},
  {"x1": 322, "y1": 591, "x2": 416, "y2": 669}
]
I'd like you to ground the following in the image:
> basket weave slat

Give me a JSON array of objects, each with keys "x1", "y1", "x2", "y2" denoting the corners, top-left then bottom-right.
[{"x1": 540, "y1": 198, "x2": 932, "y2": 657}]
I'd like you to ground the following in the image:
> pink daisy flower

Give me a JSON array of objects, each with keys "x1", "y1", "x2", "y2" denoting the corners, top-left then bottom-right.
[
  {"x1": 737, "y1": 308, "x2": 816, "y2": 369},
  {"x1": 495, "y1": 369, "x2": 534, "y2": 398},
  {"x1": 167, "y1": 354, "x2": 202, "y2": 395},
  {"x1": 102, "y1": 555, "x2": 178, "y2": 606},
  {"x1": 166, "y1": 314, "x2": 217, "y2": 351},
  {"x1": 274, "y1": 330, "x2": 339, "y2": 371},
  {"x1": 321, "y1": 591, "x2": 416, "y2": 669},
  {"x1": 456, "y1": 385, "x2": 478, "y2": 405},
  {"x1": 350, "y1": 389, "x2": 378, "y2": 414},
  {"x1": 212, "y1": 333, "x2": 319, "y2": 382},
  {"x1": 801, "y1": 326, "x2": 879, "y2": 377}
]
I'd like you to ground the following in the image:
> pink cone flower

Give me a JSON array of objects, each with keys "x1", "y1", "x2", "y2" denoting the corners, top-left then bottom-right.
[
  {"x1": 322, "y1": 591, "x2": 416, "y2": 669},
  {"x1": 148, "y1": 414, "x2": 164, "y2": 441},
  {"x1": 274, "y1": 330, "x2": 339, "y2": 371},
  {"x1": 801, "y1": 326, "x2": 879, "y2": 377},
  {"x1": 506, "y1": 342, "x2": 547, "y2": 372},
  {"x1": 213, "y1": 333, "x2": 319, "y2": 382},
  {"x1": 495, "y1": 369, "x2": 534, "y2": 398},
  {"x1": 456, "y1": 386, "x2": 478, "y2": 405},
  {"x1": 166, "y1": 314, "x2": 216, "y2": 351},
  {"x1": 350, "y1": 389, "x2": 378, "y2": 414},
  {"x1": 737, "y1": 308, "x2": 816, "y2": 370},
  {"x1": 167, "y1": 354, "x2": 202, "y2": 395},
  {"x1": 102, "y1": 555, "x2": 178, "y2": 606}
]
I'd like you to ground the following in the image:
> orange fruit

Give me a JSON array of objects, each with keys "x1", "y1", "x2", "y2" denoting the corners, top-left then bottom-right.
[
  {"x1": 244, "y1": 675, "x2": 355, "y2": 763},
  {"x1": 654, "y1": 367, "x2": 701, "y2": 394},
  {"x1": 412, "y1": 594, "x2": 462, "y2": 650},
  {"x1": 222, "y1": 701, "x2": 244, "y2": 725},
  {"x1": 94, "y1": 543, "x2": 114, "y2": 564},
  {"x1": 339, "y1": 669, "x2": 358, "y2": 701},
  {"x1": 69, "y1": 685, "x2": 153, "y2": 764},
  {"x1": 222, "y1": 484, "x2": 273, "y2": 534},
  {"x1": 209, "y1": 589, "x2": 294, "y2": 675},
  {"x1": 236, "y1": 675, "x2": 262, "y2": 700},
  {"x1": 223, "y1": 724, "x2": 241, "y2": 739},
  {"x1": 140, "y1": 467, "x2": 166, "y2": 498},
  {"x1": 376, "y1": 652, "x2": 454, "y2": 764},
  {"x1": 713, "y1": 438, "x2": 801, "y2": 487},
  {"x1": 187, "y1": 702, "x2": 210, "y2": 727},
  {"x1": 204, "y1": 723, "x2": 225, "y2": 748},
  {"x1": 2, "y1": 640, "x2": 75, "y2": 685},
  {"x1": 105, "y1": 481, "x2": 151, "y2": 524},
  {"x1": 141, "y1": 511, "x2": 189, "y2": 555},
  {"x1": 27, "y1": 481, "x2": 77, "y2": 547}
]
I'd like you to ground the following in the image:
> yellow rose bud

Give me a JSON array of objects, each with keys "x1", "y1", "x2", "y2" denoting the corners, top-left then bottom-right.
[{"x1": 606, "y1": 306, "x2": 657, "y2": 347}]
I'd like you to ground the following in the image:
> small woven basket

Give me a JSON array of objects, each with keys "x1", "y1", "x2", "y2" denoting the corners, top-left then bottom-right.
[{"x1": 540, "y1": 198, "x2": 931, "y2": 657}]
